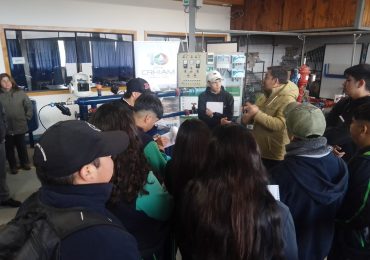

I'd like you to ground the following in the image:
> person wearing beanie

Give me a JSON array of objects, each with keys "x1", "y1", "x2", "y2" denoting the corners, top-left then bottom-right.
[
  {"x1": 270, "y1": 102, "x2": 349, "y2": 260},
  {"x1": 329, "y1": 103, "x2": 370, "y2": 259},
  {"x1": 198, "y1": 70, "x2": 234, "y2": 129},
  {"x1": 12, "y1": 120, "x2": 140, "y2": 260}
]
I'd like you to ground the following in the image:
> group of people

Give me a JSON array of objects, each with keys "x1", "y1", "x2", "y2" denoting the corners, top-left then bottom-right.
[{"x1": 1, "y1": 63, "x2": 370, "y2": 260}]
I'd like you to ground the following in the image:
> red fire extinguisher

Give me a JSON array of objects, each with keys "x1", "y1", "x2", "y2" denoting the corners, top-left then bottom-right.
[{"x1": 297, "y1": 63, "x2": 310, "y2": 102}]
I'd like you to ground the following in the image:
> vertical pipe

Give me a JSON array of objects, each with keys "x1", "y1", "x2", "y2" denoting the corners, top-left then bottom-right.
[
  {"x1": 188, "y1": 0, "x2": 196, "y2": 52},
  {"x1": 300, "y1": 35, "x2": 306, "y2": 66}
]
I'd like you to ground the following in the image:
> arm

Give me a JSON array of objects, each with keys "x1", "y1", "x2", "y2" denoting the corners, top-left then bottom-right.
[
  {"x1": 253, "y1": 97, "x2": 296, "y2": 131},
  {"x1": 198, "y1": 93, "x2": 221, "y2": 128},
  {"x1": 136, "y1": 172, "x2": 174, "y2": 221},
  {"x1": 224, "y1": 92, "x2": 234, "y2": 120},
  {"x1": 143, "y1": 141, "x2": 168, "y2": 179},
  {"x1": 22, "y1": 93, "x2": 33, "y2": 120}
]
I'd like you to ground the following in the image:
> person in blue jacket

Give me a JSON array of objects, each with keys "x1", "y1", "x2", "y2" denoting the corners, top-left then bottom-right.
[
  {"x1": 329, "y1": 102, "x2": 370, "y2": 259},
  {"x1": 270, "y1": 103, "x2": 349, "y2": 260},
  {"x1": 32, "y1": 120, "x2": 140, "y2": 260}
]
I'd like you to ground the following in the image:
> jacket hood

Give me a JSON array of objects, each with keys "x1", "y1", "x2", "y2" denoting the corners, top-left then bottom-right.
[
  {"x1": 272, "y1": 81, "x2": 299, "y2": 99},
  {"x1": 284, "y1": 155, "x2": 348, "y2": 205}
]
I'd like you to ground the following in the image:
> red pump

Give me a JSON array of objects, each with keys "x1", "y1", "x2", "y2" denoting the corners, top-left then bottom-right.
[{"x1": 297, "y1": 63, "x2": 310, "y2": 102}]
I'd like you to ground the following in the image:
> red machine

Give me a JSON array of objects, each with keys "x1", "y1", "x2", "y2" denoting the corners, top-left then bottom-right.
[{"x1": 297, "y1": 63, "x2": 310, "y2": 102}]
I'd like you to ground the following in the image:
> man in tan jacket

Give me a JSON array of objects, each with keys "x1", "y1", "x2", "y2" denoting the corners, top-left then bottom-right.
[{"x1": 242, "y1": 66, "x2": 298, "y2": 170}]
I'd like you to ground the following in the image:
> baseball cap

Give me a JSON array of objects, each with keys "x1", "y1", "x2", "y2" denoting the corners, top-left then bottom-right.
[
  {"x1": 206, "y1": 70, "x2": 223, "y2": 83},
  {"x1": 285, "y1": 102, "x2": 326, "y2": 139},
  {"x1": 126, "y1": 77, "x2": 151, "y2": 94},
  {"x1": 33, "y1": 120, "x2": 129, "y2": 178}
]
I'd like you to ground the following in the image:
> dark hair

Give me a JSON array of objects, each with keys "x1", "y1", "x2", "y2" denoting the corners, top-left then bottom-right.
[
  {"x1": 134, "y1": 93, "x2": 163, "y2": 119},
  {"x1": 168, "y1": 119, "x2": 211, "y2": 199},
  {"x1": 36, "y1": 158, "x2": 100, "y2": 186},
  {"x1": 353, "y1": 102, "x2": 370, "y2": 122},
  {"x1": 180, "y1": 124, "x2": 284, "y2": 260},
  {"x1": 268, "y1": 66, "x2": 288, "y2": 84},
  {"x1": 89, "y1": 102, "x2": 150, "y2": 204},
  {"x1": 0, "y1": 73, "x2": 20, "y2": 92},
  {"x1": 344, "y1": 64, "x2": 370, "y2": 91}
]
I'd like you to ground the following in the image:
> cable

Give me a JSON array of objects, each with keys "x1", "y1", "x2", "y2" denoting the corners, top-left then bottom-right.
[{"x1": 38, "y1": 104, "x2": 50, "y2": 130}]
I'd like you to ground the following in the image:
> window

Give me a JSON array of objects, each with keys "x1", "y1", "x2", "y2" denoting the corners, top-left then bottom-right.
[{"x1": 2, "y1": 27, "x2": 135, "y2": 91}]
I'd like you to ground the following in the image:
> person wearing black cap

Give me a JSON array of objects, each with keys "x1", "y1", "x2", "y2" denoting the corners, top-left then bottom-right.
[
  {"x1": 120, "y1": 77, "x2": 151, "y2": 108},
  {"x1": 23, "y1": 120, "x2": 139, "y2": 260}
]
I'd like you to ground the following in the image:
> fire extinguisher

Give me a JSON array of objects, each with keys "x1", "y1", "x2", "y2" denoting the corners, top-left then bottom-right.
[{"x1": 297, "y1": 62, "x2": 310, "y2": 102}]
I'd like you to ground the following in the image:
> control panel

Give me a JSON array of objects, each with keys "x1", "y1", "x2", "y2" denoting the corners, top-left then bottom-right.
[{"x1": 177, "y1": 52, "x2": 207, "y2": 88}]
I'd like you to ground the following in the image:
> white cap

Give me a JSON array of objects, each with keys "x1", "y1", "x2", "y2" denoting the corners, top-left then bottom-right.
[{"x1": 206, "y1": 70, "x2": 222, "y2": 83}]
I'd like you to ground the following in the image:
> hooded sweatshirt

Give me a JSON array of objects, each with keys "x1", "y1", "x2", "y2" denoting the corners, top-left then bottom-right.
[
  {"x1": 198, "y1": 86, "x2": 234, "y2": 129},
  {"x1": 270, "y1": 137, "x2": 348, "y2": 260}
]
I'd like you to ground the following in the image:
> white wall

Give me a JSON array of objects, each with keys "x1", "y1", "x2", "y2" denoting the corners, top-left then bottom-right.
[{"x1": 0, "y1": 0, "x2": 231, "y2": 135}]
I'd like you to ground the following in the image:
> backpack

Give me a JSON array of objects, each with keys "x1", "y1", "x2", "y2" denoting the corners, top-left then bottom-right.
[{"x1": 0, "y1": 192, "x2": 125, "y2": 260}]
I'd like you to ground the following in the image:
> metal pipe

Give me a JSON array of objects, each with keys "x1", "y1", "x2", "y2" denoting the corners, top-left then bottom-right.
[
  {"x1": 195, "y1": 28, "x2": 300, "y2": 36},
  {"x1": 352, "y1": 33, "x2": 362, "y2": 66},
  {"x1": 355, "y1": 0, "x2": 366, "y2": 29},
  {"x1": 188, "y1": 0, "x2": 197, "y2": 52},
  {"x1": 298, "y1": 35, "x2": 306, "y2": 65}
]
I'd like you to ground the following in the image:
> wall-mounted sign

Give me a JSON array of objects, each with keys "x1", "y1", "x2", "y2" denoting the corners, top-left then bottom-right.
[
  {"x1": 134, "y1": 41, "x2": 180, "y2": 91},
  {"x1": 12, "y1": 57, "x2": 25, "y2": 64}
]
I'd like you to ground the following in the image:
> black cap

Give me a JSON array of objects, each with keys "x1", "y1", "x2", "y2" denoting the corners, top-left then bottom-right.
[
  {"x1": 126, "y1": 78, "x2": 151, "y2": 94},
  {"x1": 33, "y1": 120, "x2": 129, "y2": 178}
]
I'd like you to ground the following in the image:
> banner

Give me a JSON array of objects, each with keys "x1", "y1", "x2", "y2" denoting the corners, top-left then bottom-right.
[{"x1": 134, "y1": 41, "x2": 180, "y2": 91}]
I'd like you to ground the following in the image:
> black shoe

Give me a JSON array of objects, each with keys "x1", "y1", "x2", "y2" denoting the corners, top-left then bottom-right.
[
  {"x1": 10, "y1": 168, "x2": 18, "y2": 174},
  {"x1": 21, "y1": 164, "x2": 31, "y2": 170},
  {"x1": 0, "y1": 198, "x2": 22, "y2": 207}
]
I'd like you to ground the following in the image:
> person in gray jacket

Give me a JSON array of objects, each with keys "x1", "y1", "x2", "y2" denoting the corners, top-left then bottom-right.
[
  {"x1": 0, "y1": 101, "x2": 21, "y2": 207},
  {"x1": 0, "y1": 73, "x2": 33, "y2": 174}
]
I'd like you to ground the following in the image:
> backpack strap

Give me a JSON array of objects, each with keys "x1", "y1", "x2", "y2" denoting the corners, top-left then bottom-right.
[{"x1": 47, "y1": 209, "x2": 125, "y2": 239}]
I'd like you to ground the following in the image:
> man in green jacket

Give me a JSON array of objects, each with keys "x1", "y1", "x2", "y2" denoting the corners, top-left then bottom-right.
[{"x1": 242, "y1": 66, "x2": 298, "y2": 170}]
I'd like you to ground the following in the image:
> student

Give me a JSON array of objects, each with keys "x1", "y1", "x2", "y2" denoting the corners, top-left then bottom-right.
[
  {"x1": 198, "y1": 70, "x2": 234, "y2": 129},
  {"x1": 242, "y1": 66, "x2": 298, "y2": 170},
  {"x1": 133, "y1": 93, "x2": 169, "y2": 178},
  {"x1": 329, "y1": 103, "x2": 370, "y2": 259},
  {"x1": 270, "y1": 103, "x2": 348, "y2": 260},
  {"x1": 0, "y1": 101, "x2": 21, "y2": 207},
  {"x1": 24, "y1": 120, "x2": 139, "y2": 259},
  {"x1": 179, "y1": 124, "x2": 298, "y2": 260},
  {"x1": 90, "y1": 103, "x2": 173, "y2": 260},
  {"x1": 325, "y1": 64, "x2": 370, "y2": 162},
  {"x1": 0, "y1": 73, "x2": 33, "y2": 174},
  {"x1": 118, "y1": 77, "x2": 151, "y2": 108}
]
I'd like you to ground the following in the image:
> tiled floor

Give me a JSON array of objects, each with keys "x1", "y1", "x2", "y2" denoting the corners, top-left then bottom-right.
[{"x1": 0, "y1": 166, "x2": 40, "y2": 225}]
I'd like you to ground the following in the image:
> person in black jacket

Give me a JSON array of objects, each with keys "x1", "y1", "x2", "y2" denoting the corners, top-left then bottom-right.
[
  {"x1": 0, "y1": 101, "x2": 21, "y2": 207},
  {"x1": 198, "y1": 70, "x2": 234, "y2": 129},
  {"x1": 325, "y1": 64, "x2": 370, "y2": 162},
  {"x1": 329, "y1": 103, "x2": 370, "y2": 259}
]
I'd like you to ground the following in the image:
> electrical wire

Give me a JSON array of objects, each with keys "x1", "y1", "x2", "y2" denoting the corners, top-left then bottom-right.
[{"x1": 38, "y1": 104, "x2": 50, "y2": 130}]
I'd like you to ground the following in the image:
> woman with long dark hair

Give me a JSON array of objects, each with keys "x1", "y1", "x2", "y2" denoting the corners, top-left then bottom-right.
[
  {"x1": 179, "y1": 124, "x2": 298, "y2": 260},
  {"x1": 90, "y1": 103, "x2": 173, "y2": 260},
  {"x1": 165, "y1": 118, "x2": 211, "y2": 200}
]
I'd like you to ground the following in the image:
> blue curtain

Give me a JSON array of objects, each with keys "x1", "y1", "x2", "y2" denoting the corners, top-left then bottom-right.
[
  {"x1": 6, "y1": 40, "x2": 27, "y2": 86},
  {"x1": 116, "y1": 41, "x2": 134, "y2": 80},
  {"x1": 64, "y1": 38, "x2": 77, "y2": 63},
  {"x1": 26, "y1": 39, "x2": 62, "y2": 89},
  {"x1": 76, "y1": 37, "x2": 91, "y2": 63}
]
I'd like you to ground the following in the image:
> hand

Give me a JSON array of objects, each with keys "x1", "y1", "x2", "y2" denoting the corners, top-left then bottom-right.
[
  {"x1": 220, "y1": 117, "x2": 231, "y2": 125},
  {"x1": 241, "y1": 113, "x2": 253, "y2": 125},
  {"x1": 206, "y1": 108, "x2": 213, "y2": 117},
  {"x1": 244, "y1": 102, "x2": 259, "y2": 117},
  {"x1": 154, "y1": 135, "x2": 169, "y2": 151},
  {"x1": 332, "y1": 145, "x2": 345, "y2": 158}
]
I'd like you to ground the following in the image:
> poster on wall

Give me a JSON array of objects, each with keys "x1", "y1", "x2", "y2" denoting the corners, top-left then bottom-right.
[{"x1": 134, "y1": 41, "x2": 180, "y2": 91}]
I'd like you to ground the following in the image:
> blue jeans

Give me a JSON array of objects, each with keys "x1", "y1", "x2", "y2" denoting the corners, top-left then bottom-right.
[{"x1": 0, "y1": 141, "x2": 10, "y2": 201}]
